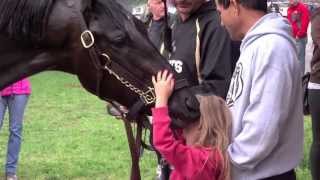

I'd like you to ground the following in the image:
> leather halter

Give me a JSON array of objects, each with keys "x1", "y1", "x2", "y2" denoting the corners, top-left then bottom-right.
[
  {"x1": 74, "y1": 3, "x2": 189, "y2": 120},
  {"x1": 68, "y1": 2, "x2": 191, "y2": 180},
  {"x1": 80, "y1": 30, "x2": 156, "y2": 105},
  {"x1": 75, "y1": 7, "x2": 155, "y2": 120}
]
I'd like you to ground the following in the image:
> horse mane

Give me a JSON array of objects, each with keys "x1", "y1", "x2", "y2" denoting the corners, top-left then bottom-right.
[
  {"x1": 95, "y1": 0, "x2": 133, "y2": 32},
  {"x1": 0, "y1": 0, "x2": 55, "y2": 44},
  {"x1": 94, "y1": 0, "x2": 148, "y2": 39}
]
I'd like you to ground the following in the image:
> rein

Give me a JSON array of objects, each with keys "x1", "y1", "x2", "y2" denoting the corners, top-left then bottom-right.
[{"x1": 162, "y1": 0, "x2": 173, "y2": 53}]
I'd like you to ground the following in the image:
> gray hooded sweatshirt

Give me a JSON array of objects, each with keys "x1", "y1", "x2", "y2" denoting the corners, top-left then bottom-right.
[{"x1": 226, "y1": 13, "x2": 304, "y2": 179}]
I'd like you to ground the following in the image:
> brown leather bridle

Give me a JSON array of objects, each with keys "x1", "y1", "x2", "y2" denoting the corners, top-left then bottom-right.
[{"x1": 78, "y1": 5, "x2": 189, "y2": 121}]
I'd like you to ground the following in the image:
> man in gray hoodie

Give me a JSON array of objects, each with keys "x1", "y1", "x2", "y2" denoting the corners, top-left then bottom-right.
[{"x1": 215, "y1": 0, "x2": 303, "y2": 179}]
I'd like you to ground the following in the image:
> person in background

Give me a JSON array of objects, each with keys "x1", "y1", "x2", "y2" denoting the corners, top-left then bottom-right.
[
  {"x1": 287, "y1": 0, "x2": 310, "y2": 73},
  {"x1": 267, "y1": 3, "x2": 280, "y2": 14},
  {"x1": 308, "y1": 7, "x2": 320, "y2": 180},
  {"x1": 147, "y1": 0, "x2": 166, "y2": 50},
  {"x1": 152, "y1": 70, "x2": 232, "y2": 180},
  {"x1": 0, "y1": 78, "x2": 31, "y2": 180},
  {"x1": 147, "y1": 0, "x2": 177, "y2": 58},
  {"x1": 215, "y1": 0, "x2": 303, "y2": 179}
]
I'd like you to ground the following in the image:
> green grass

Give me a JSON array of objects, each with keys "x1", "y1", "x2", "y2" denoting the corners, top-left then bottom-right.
[
  {"x1": 0, "y1": 72, "x2": 157, "y2": 179},
  {"x1": 297, "y1": 115, "x2": 312, "y2": 180},
  {"x1": 0, "y1": 72, "x2": 314, "y2": 179}
]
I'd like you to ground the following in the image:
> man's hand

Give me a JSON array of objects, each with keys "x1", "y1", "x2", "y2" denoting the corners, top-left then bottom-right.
[{"x1": 152, "y1": 70, "x2": 175, "y2": 107}]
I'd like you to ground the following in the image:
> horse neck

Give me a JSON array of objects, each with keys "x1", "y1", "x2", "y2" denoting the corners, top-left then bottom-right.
[{"x1": 0, "y1": 36, "x2": 72, "y2": 89}]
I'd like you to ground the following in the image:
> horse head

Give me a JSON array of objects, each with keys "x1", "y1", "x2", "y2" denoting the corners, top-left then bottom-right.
[
  {"x1": 73, "y1": 0, "x2": 200, "y2": 127},
  {"x1": 0, "y1": 0, "x2": 200, "y2": 127}
]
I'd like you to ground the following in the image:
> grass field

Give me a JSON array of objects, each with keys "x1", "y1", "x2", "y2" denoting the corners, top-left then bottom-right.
[{"x1": 0, "y1": 72, "x2": 314, "y2": 179}]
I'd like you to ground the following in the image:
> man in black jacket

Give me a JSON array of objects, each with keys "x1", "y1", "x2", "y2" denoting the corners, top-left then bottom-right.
[{"x1": 170, "y1": 0, "x2": 238, "y2": 98}]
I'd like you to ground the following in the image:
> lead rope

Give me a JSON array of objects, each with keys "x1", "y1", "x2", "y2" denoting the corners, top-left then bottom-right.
[
  {"x1": 195, "y1": 18, "x2": 202, "y2": 84},
  {"x1": 162, "y1": 0, "x2": 172, "y2": 53},
  {"x1": 123, "y1": 120, "x2": 141, "y2": 180}
]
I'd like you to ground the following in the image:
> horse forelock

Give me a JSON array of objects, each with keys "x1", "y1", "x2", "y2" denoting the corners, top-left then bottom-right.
[
  {"x1": 0, "y1": 0, "x2": 55, "y2": 44},
  {"x1": 93, "y1": 0, "x2": 149, "y2": 43},
  {"x1": 95, "y1": 0, "x2": 133, "y2": 32}
]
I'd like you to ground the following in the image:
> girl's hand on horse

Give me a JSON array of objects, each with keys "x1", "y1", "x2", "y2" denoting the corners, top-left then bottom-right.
[{"x1": 152, "y1": 70, "x2": 175, "y2": 107}]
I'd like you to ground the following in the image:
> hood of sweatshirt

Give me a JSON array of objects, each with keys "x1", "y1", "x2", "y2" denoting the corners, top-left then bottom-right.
[
  {"x1": 241, "y1": 13, "x2": 295, "y2": 52},
  {"x1": 177, "y1": 1, "x2": 216, "y2": 23}
]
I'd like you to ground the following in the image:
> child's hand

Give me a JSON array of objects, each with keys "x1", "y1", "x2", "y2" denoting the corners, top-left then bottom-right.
[{"x1": 152, "y1": 70, "x2": 175, "y2": 107}]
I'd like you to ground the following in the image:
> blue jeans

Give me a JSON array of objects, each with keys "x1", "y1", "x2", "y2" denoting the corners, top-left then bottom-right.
[
  {"x1": 296, "y1": 37, "x2": 307, "y2": 74},
  {"x1": 0, "y1": 95, "x2": 29, "y2": 174}
]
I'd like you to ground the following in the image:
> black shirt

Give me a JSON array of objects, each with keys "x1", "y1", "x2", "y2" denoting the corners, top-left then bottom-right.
[{"x1": 169, "y1": 1, "x2": 239, "y2": 98}]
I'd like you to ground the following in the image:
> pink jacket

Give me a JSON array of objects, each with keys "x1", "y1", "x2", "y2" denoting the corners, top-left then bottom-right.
[
  {"x1": 1, "y1": 78, "x2": 31, "y2": 96},
  {"x1": 152, "y1": 107, "x2": 222, "y2": 180}
]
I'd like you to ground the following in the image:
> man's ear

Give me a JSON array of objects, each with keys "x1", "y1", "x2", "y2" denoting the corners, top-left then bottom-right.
[{"x1": 230, "y1": 0, "x2": 240, "y2": 16}]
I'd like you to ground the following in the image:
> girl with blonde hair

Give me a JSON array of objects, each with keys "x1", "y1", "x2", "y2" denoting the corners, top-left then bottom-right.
[{"x1": 152, "y1": 70, "x2": 232, "y2": 180}]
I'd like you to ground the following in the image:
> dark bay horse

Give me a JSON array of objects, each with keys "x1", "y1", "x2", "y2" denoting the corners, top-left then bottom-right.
[
  {"x1": 0, "y1": 0, "x2": 199, "y2": 179},
  {"x1": 0, "y1": 0, "x2": 199, "y2": 124}
]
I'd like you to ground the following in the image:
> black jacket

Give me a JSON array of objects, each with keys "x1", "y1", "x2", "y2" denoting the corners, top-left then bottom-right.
[
  {"x1": 148, "y1": 14, "x2": 176, "y2": 57},
  {"x1": 311, "y1": 8, "x2": 320, "y2": 84},
  {"x1": 169, "y1": 2, "x2": 239, "y2": 98},
  {"x1": 148, "y1": 18, "x2": 166, "y2": 50}
]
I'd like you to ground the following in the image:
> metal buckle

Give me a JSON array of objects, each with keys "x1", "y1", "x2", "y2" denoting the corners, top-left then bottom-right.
[
  {"x1": 101, "y1": 53, "x2": 111, "y2": 66},
  {"x1": 81, "y1": 30, "x2": 95, "y2": 48},
  {"x1": 141, "y1": 87, "x2": 156, "y2": 105}
]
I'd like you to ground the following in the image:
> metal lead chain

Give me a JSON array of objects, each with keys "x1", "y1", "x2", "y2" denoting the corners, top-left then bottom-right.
[{"x1": 101, "y1": 53, "x2": 155, "y2": 105}]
